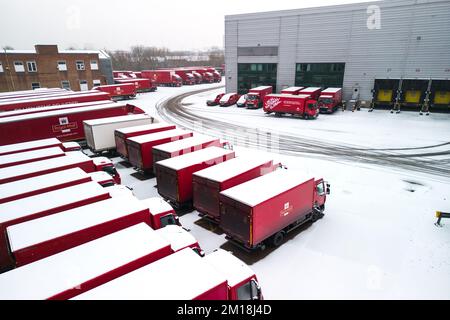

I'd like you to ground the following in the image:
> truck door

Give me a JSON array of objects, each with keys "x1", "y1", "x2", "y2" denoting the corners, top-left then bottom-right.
[
  {"x1": 315, "y1": 179, "x2": 327, "y2": 208},
  {"x1": 234, "y1": 278, "x2": 263, "y2": 300}
]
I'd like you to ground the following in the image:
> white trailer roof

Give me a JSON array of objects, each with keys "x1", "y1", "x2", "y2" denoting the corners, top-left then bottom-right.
[
  {"x1": 0, "y1": 168, "x2": 89, "y2": 203},
  {"x1": 281, "y1": 87, "x2": 304, "y2": 92},
  {"x1": 156, "y1": 147, "x2": 234, "y2": 171},
  {"x1": 220, "y1": 170, "x2": 314, "y2": 207},
  {"x1": 152, "y1": 134, "x2": 218, "y2": 154},
  {"x1": 193, "y1": 156, "x2": 273, "y2": 183},
  {"x1": 0, "y1": 152, "x2": 91, "y2": 183},
  {"x1": 250, "y1": 86, "x2": 272, "y2": 91},
  {"x1": 0, "y1": 102, "x2": 128, "y2": 124},
  {"x1": 204, "y1": 249, "x2": 255, "y2": 287},
  {"x1": 0, "y1": 223, "x2": 170, "y2": 300},
  {"x1": 140, "y1": 197, "x2": 174, "y2": 217},
  {"x1": 266, "y1": 94, "x2": 311, "y2": 99},
  {"x1": 0, "y1": 147, "x2": 64, "y2": 167},
  {"x1": 127, "y1": 129, "x2": 191, "y2": 144},
  {"x1": 73, "y1": 248, "x2": 226, "y2": 300},
  {"x1": 0, "y1": 138, "x2": 61, "y2": 156},
  {"x1": 0, "y1": 181, "x2": 107, "y2": 225},
  {"x1": 321, "y1": 87, "x2": 342, "y2": 93},
  {"x1": 300, "y1": 87, "x2": 322, "y2": 92},
  {"x1": 7, "y1": 196, "x2": 148, "y2": 253},
  {"x1": 0, "y1": 91, "x2": 107, "y2": 106},
  {"x1": 83, "y1": 114, "x2": 152, "y2": 126},
  {"x1": 155, "y1": 225, "x2": 197, "y2": 252},
  {"x1": 115, "y1": 122, "x2": 172, "y2": 135}
]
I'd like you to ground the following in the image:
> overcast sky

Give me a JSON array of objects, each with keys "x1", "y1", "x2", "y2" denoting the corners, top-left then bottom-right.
[{"x1": 1, "y1": 0, "x2": 374, "y2": 51}]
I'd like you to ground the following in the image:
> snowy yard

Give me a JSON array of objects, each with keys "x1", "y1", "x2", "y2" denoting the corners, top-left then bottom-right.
[{"x1": 114, "y1": 83, "x2": 450, "y2": 299}]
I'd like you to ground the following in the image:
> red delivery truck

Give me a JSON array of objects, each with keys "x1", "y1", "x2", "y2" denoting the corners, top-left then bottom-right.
[
  {"x1": 87, "y1": 171, "x2": 116, "y2": 187},
  {"x1": 104, "y1": 185, "x2": 135, "y2": 199},
  {"x1": 193, "y1": 156, "x2": 275, "y2": 223},
  {"x1": 0, "y1": 152, "x2": 121, "y2": 185},
  {"x1": 245, "y1": 86, "x2": 273, "y2": 109},
  {"x1": 0, "y1": 224, "x2": 173, "y2": 299},
  {"x1": 299, "y1": 87, "x2": 322, "y2": 100},
  {"x1": 141, "y1": 70, "x2": 182, "y2": 87},
  {"x1": 206, "y1": 93, "x2": 225, "y2": 106},
  {"x1": 317, "y1": 88, "x2": 343, "y2": 113},
  {"x1": 205, "y1": 68, "x2": 222, "y2": 83},
  {"x1": 83, "y1": 114, "x2": 154, "y2": 154},
  {"x1": 114, "y1": 123, "x2": 176, "y2": 159},
  {"x1": 219, "y1": 170, "x2": 330, "y2": 250},
  {"x1": 155, "y1": 225, "x2": 203, "y2": 255},
  {"x1": 0, "y1": 168, "x2": 92, "y2": 204},
  {"x1": 0, "y1": 102, "x2": 143, "y2": 145},
  {"x1": 155, "y1": 147, "x2": 235, "y2": 208},
  {"x1": 191, "y1": 71, "x2": 203, "y2": 84},
  {"x1": 140, "y1": 197, "x2": 180, "y2": 229},
  {"x1": 280, "y1": 87, "x2": 305, "y2": 95},
  {"x1": 93, "y1": 83, "x2": 136, "y2": 100},
  {"x1": 174, "y1": 70, "x2": 196, "y2": 85},
  {"x1": 0, "y1": 147, "x2": 65, "y2": 169},
  {"x1": 0, "y1": 138, "x2": 79, "y2": 156},
  {"x1": 219, "y1": 93, "x2": 240, "y2": 107},
  {"x1": 152, "y1": 134, "x2": 221, "y2": 170},
  {"x1": 73, "y1": 248, "x2": 262, "y2": 300},
  {"x1": 115, "y1": 78, "x2": 156, "y2": 93},
  {"x1": 263, "y1": 94, "x2": 319, "y2": 119},
  {"x1": 127, "y1": 129, "x2": 193, "y2": 171},
  {"x1": 0, "y1": 91, "x2": 111, "y2": 112},
  {"x1": 3, "y1": 196, "x2": 154, "y2": 268}
]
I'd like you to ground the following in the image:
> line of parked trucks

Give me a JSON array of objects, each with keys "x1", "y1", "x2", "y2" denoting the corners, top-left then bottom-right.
[{"x1": 207, "y1": 86, "x2": 343, "y2": 119}]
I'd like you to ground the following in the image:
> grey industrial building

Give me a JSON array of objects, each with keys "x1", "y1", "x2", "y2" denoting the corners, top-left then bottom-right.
[{"x1": 224, "y1": 0, "x2": 450, "y2": 110}]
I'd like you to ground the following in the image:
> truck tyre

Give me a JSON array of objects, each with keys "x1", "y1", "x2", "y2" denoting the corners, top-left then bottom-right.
[{"x1": 271, "y1": 231, "x2": 285, "y2": 247}]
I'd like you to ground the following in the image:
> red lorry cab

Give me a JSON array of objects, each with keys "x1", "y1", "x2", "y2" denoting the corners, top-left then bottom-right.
[
  {"x1": 207, "y1": 93, "x2": 225, "y2": 106},
  {"x1": 219, "y1": 170, "x2": 329, "y2": 250},
  {"x1": 174, "y1": 70, "x2": 196, "y2": 85},
  {"x1": 280, "y1": 87, "x2": 305, "y2": 95},
  {"x1": 263, "y1": 94, "x2": 319, "y2": 119},
  {"x1": 299, "y1": 87, "x2": 322, "y2": 100},
  {"x1": 191, "y1": 71, "x2": 203, "y2": 84},
  {"x1": 219, "y1": 93, "x2": 240, "y2": 107},
  {"x1": 115, "y1": 78, "x2": 156, "y2": 92},
  {"x1": 245, "y1": 86, "x2": 273, "y2": 109},
  {"x1": 94, "y1": 83, "x2": 136, "y2": 100},
  {"x1": 0, "y1": 147, "x2": 65, "y2": 169},
  {"x1": 317, "y1": 88, "x2": 343, "y2": 113},
  {"x1": 141, "y1": 70, "x2": 182, "y2": 87},
  {"x1": 140, "y1": 197, "x2": 180, "y2": 230}
]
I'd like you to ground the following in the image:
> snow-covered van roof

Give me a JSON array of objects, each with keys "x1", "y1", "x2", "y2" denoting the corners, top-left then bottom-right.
[
  {"x1": 321, "y1": 88, "x2": 342, "y2": 93},
  {"x1": 83, "y1": 114, "x2": 152, "y2": 126},
  {"x1": 0, "y1": 138, "x2": 61, "y2": 156},
  {"x1": 7, "y1": 196, "x2": 148, "y2": 253},
  {"x1": 72, "y1": 248, "x2": 226, "y2": 300},
  {"x1": 219, "y1": 93, "x2": 235, "y2": 102},
  {"x1": 0, "y1": 152, "x2": 91, "y2": 183},
  {"x1": 152, "y1": 134, "x2": 218, "y2": 154},
  {"x1": 0, "y1": 182, "x2": 107, "y2": 226},
  {"x1": 0, "y1": 147, "x2": 64, "y2": 167},
  {"x1": 0, "y1": 223, "x2": 170, "y2": 300},
  {"x1": 139, "y1": 197, "x2": 174, "y2": 217},
  {"x1": 193, "y1": 156, "x2": 273, "y2": 183},
  {"x1": 155, "y1": 225, "x2": 197, "y2": 252},
  {"x1": 115, "y1": 122, "x2": 172, "y2": 135},
  {"x1": 0, "y1": 168, "x2": 89, "y2": 203},
  {"x1": 300, "y1": 87, "x2": 322, "y2": 92},
  {"x1": 220, "y1": 170, "x2": 314, "y2": 207},
  {"x1": 203, "y1": 249, "x2": 255, "y2": 287},
  {"x1": 127, "y1": 129, "x2": 192, "y2": 144},
  {"x1": 156, "y1": 146, "x2": 234, "y2": 171}
]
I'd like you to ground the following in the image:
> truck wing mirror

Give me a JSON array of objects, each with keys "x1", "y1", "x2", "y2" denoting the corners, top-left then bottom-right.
[{"x1": 326, "y1": 183, "x2": 331, "y2": 195}]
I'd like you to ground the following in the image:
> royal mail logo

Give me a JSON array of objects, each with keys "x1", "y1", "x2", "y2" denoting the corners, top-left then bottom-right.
[
  {"x1": 280, "y1": 202, "x2": 293, "y2": 217},
  {"x1": 115, "y1": 87, "x2": 122, "y2": 94},
  {"x1": 52, "y1": 122, "x2": 78, "y2": 133},
  {"x1": 266, "y1": 98, "x2": 281, "y2": 110}
]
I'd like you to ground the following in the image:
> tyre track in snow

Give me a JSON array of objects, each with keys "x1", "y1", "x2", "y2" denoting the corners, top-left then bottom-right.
[{"x1": 156, "y1": 87, "x2": 450, "y2": 178}]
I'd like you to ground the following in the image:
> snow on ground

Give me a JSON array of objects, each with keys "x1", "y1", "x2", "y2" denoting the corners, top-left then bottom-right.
[{"x1": 113, "y1": 82, "x2": 450, "y2": 299}]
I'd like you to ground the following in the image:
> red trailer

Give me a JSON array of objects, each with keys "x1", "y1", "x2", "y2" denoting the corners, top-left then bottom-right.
[
  {"x1": 263, "y1": 94, "x2": 319, "y2": 119},
  {"x1": 140, "y1": 197, "x2": 180, "y2": 230},
  {"x1": 3, "y1": 196, "x2": 154, "y2": 268},
  {"x1": 115, "y1": 78, "x2": 156, "y2": 93},
  {"x1": 127, "y1": 129, "x2": 193, "y2": 171},
  {"x1": 219, "y1": 170, "x2": 330, "y2": 250},
  {"x1": 206, "y1": 93, "x2": 225, "y2": 106},
  {"x1": 0, "y1": 224, "x2": 172, "y2": 299},
  {"x1": 0, "y1": 152, "x2": 121, "y2": 185},
  {"x1": 219, "y1": 93, "x2": 240, "y2": 107},
  {"x1": 114, "y1": 123, "x2": 176, "y2": 159},
  {"x1": 174, "y1": 70, "x2": 196, "y2": 85},
  {"x1": 317, "y1": 88, "x2": 343, "y2": 113},
  {"x1": 0, "y1": 102, "x2": 142, "y2": 144},
  {"x1": 93, "y1": 83, "x2": 136, "y2": 100},
  {"x1": 0, "y1": 91, "x2": 110, "y2": 112},
  {"x1": 155, "y1": 147, "x2": 235, "y2": 208},
  {"x1": 151, "y1": 134, "x2": 221, "y2": 170},
  {"x1": 245, "y1": 86, "x2": 273, "y2": 109},
  {"x1": 280, "y1": 87, "x2": 305, "y2": 95},
  {"x1": 141, "y1": 70, "x2": 182, "y2": 87},
  {"x1": 0, "y1": 88, "x2": 68, "y2": 101},
  {"x1": 0, "y1": 147, "x2": 65, "y2": 169},
  {"x1": 299, "y1": 87, "x2": 322, "y2": 100},
  {"x1": 193, "y1": 157, "x2": 275, "y2": 223},
  {"x1": 0, "y1": 138, "x2": 77, "y2": 156},
  {"x1": 0, "y1": 90, "x2": 98, "y2": 104}
]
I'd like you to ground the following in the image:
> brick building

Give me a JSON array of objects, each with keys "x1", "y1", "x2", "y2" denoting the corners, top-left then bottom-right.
[{"x1": 0, "y1": 45, "x2": 113, "y2": 92}]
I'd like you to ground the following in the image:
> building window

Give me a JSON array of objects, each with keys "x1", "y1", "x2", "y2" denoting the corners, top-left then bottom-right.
[
  {"x1": 76, "y1": 60, "x2": 85, "y2": 70},
  {"x1": 90, "y1": 60, "x2": 99, "y2": 70},
  {"x1": 0, "y1": 62, "x2": 3, "y2": 73},
  {"x1": 58, "y1": 61, "x2": 67, "y2": 71},
  {"x1": 31, "y1": 82, "x2": 40, "y2": 89},
  {"x1": 79, "y1": 80, "x2": 88, "y2": 91},
  {"x1": 237, "y1": 63, "x2": 277, "y2": 94},
  {"x1": 27, "y1": 61, "x2": 37, "y2": 72},
  {"x1": 93, "y1": 79, "x2": 101, "y2": 87},
  {"x1": 61, "y1": 80, "x2": 71, "y2": 90},
  {"x1": 295, "y1": 63, "x2": 345, "y2": 88},
  {"x1": 14, "y1": 61, "x2": 25, "y2": 72}
]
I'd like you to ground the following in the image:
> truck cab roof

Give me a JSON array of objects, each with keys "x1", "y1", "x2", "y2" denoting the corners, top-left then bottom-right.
[
  {"x1": 155, "y1": 225, "x2": 197, "y2": 252},
  {"x1": 140, "y1": 197, "x2": 174, "y2": 217}
]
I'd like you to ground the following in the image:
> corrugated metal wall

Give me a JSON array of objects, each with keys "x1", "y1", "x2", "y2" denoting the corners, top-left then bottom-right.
[{"x1": 225, "y1": 0, "x2": 450, "y2": 100}]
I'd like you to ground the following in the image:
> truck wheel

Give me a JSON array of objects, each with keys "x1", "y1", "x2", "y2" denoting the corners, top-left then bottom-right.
[{"x1": 271, "y1": 231, "x2": 285, "y2": 247}]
